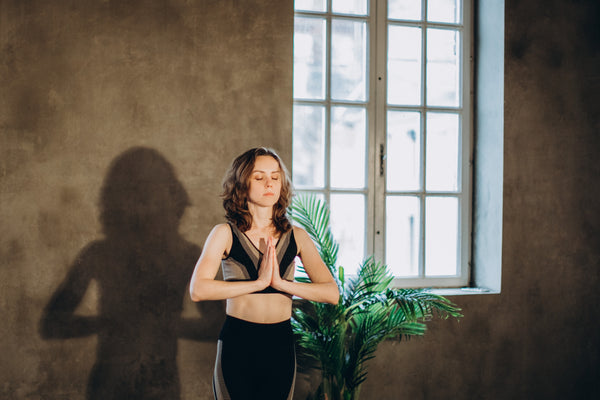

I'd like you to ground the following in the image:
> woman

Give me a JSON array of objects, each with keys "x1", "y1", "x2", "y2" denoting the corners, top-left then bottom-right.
[{"x1": 189, "y1": 147, "x2": 339, "y2": 400}]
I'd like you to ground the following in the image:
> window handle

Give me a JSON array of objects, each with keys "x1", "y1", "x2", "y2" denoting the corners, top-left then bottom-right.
[{"x1": 379, "y1": 144, "x2": 386, "y2": 177}]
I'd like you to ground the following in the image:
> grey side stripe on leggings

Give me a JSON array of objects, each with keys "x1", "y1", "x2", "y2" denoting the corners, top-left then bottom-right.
[{"x1": 213, "y1": 340, "x2": 231, "y2": 400}]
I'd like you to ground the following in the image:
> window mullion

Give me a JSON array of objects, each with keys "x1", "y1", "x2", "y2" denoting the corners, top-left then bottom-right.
[
  {"x1": 364, "y1": 0, "x2": 376, "y2": 259},
  {"x1": 463, "y1": 0, "x2": 474, "y2": 285},
  {"x1": 325, "y1": 6, "x2": 332, "y2": 204},
  {"x1": 372, "y1": 0, "x2": 387, "y2": 262},
  {"x1": 420, "y1": 0, "x2": 428, "y2": 279}
]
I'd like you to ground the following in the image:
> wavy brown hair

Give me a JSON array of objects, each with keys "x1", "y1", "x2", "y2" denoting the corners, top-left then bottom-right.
[{"x1": 222, "y1": 147, "x2": 292, "y2": 233}]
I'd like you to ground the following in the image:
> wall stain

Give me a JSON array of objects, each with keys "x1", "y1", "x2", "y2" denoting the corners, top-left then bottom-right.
[
  {"x1": 1, "y1": 239, "x2": 25, "y2": 267},
  {"x1": 38, "y1": 210, "x2": 64, "y2": 249},
  {"x1": 509, "y1": 34, "x2": 532, "y2": 60},
  {"x1": 60, "y1": 186, "x2": 80, "y2": 206}
]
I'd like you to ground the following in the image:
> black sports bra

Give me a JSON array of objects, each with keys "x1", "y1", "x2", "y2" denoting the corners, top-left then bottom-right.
[{"x1": 221, "y1": 223, "x2": 297, "y2": 294}]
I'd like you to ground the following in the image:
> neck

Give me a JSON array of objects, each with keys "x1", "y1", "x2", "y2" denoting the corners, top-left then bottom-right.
[{"x1": 247, "y1": 203, "x2": 274, "y2": 230}]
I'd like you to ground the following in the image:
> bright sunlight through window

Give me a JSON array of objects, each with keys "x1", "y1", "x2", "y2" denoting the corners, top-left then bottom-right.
[{"x1": 293, "y1": 0, "x2": 472, "y2": 288}]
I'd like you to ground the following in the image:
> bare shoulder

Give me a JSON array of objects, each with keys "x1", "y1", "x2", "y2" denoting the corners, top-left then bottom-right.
[
  {"x1": 205, "y1": 223, "x2": 233, "y2": 254},
  {"x1": 292, "y1": 225, "x2": 309, "y2": 238},
  {"x1": 212, "y1": 223, "x2": 232, "y2": 237},
  {"x1": 292, "y1": 225, "x2": 311, "y2": 250}
]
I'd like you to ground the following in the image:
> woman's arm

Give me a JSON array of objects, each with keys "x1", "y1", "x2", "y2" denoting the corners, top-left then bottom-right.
[
  {"x1": 189, "y1": 224, "x2": 273, "y2": 301},
  {"x1": 270, "y1": 226, "x2": 339, "y2": 304}
]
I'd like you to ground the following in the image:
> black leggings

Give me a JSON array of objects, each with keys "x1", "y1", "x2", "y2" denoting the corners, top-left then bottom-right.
[{"x1": 213, "y1": 315, "x2": 296, "y2": 400}]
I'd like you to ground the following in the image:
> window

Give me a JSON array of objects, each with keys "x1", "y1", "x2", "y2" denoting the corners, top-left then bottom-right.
[{"x1": 293, "y1": 0, "x2": 472, "y2": 287}]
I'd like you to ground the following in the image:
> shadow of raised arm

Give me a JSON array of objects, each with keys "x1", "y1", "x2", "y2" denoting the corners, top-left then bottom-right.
[{"x1": 40, "y1": 243, "x2": 102, "y2": 339}]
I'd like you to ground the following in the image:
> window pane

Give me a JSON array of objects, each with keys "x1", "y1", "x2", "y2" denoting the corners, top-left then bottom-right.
[
  {"x1": 426, "y1": 28, "x2": 460, "y2": 107},
  {"x1": 425, "y1": 197, "x2": 458, "y2": 276},
  {"x1": 332, "y1": 19, "x2": 367, "y2": 101},
  {"x1": 295, "y1": 0, "x2": 326, "y2": 12},
  {"x1": 330, "y1": 194, "x2": 365, "y2": 275},
  {"x1": 388, "y1": 0, "x2": 422, "y2": 20},
  {"x1": 387, "y1": 111, "x2": 421, "y2": 191},
  {"x1": 387, "y1": 25, "x2": 421, "y2": 105},
  {"x1": 427, "y1": 0, "x2": 461, "y2": 24},
  {"x1": 293, "y1": 192, "x2": 325, "y2": 279},
  {"x1": 332, "y1": 0, "x2": 368, "y2": 15},
  {"x1": 293, "y1": 105, "x2": 325, "y2": 188},
  {"x1": 331, "y1": 106, "x2": 366, "y2": 189},
  {"x1": 386, "y1": 196, "x2": 420, "y2": 276},
  {"x1": 426, "y1": 112, "x2": 459, "y2": 191},
  {"x1": 294, "y1": 17, "x2": 326, "y2": 100}
]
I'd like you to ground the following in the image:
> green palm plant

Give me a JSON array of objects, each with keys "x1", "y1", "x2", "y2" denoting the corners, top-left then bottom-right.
[{"x1": 290, "y1": 194, "x2": 462, "y2": 400}]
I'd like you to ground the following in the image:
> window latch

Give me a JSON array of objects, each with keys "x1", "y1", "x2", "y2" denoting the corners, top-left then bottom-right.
[{"x1": 379, "y1": 144, "x2": 386, "y2": 177}]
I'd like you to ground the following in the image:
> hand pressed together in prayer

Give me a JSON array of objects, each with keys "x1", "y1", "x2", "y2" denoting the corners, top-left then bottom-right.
[{"x1": 257, "y1": 236, "x2": 285, "y2": 291}]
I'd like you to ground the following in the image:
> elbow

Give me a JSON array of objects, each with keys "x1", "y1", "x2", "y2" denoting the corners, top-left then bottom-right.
[
  {"x1": 190, "y1": 278, "x2": 221, "y2": 302},
  {"x1": 189, "y1": 282, "x2": 206, "y2": 302},
  {"x1": 326, "y1": 283, "x2": 340, "y2": 305},
  {"x1": 189, "y1": 290, "x2": 201, "y2": 302},
  {"x1": 190, "y1": 288, "x2": 210, "y2": 302},
  {"x1": 326, "y1": 295, "x2": 339, "y2": 305}
]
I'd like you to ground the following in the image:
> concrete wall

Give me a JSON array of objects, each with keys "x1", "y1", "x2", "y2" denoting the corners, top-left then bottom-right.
[
  {"x1": 0, "y1": 0, "x2": 292, "y2": 398},
  {"x1": 1, "y1": 0, "x2": 598, "y2": 399}
]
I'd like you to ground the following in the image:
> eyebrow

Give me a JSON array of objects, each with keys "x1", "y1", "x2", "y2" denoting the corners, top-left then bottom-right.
[{"x1": 252, "y1": 169, "x2": 281, "y2": 174}]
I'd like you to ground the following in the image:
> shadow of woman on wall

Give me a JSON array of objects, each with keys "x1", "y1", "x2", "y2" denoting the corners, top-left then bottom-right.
[{"x1": 39, "y1": 147, "x2": 224, "y2": 400}]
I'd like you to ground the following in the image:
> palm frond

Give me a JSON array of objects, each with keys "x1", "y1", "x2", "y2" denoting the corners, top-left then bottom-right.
[
  {"x1": 388, "y1": 288, "x2": 463, "y2": 320},
  {"x1": 289, "y1": 193, "x2": 462, "y2": 400},
  {"x1": 292, "y1": 300, "x2": 345, "y2": 376},
  {"x1": 289, "y1": 194, "x2": 339, "y2": 270},
  {"x1": 343, "y1": 258, "x2": 393, "y2": 311},
  {"x1": 343, "y1": 308, "x2": 390, "y2": 391}
]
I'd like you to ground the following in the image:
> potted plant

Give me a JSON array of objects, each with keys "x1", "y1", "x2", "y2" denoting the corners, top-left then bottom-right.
[{"x1": 290, "y1": 194, "x2": 462, "y2": 400}]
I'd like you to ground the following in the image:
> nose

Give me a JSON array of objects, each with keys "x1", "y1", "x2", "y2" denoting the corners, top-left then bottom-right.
[{"x1": 265, "y1": 177, "x2": 273, "y2": 187}]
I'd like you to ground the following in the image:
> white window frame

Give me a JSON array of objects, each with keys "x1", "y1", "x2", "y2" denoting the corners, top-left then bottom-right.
[{"x1": 293, "y1": 0, "x2": 473, "y2": 288}]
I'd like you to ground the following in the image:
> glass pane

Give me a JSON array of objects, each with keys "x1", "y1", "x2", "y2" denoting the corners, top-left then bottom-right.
[
  {"x1": 294, "y1": 17, "x2": 326, "y2": 100},
  {"x1": 426, "y1": 113, "x2": 459, "y2": 191},
  {"x1": 427, "y1": 0, "x2": 461, "y2": 24},
  {"x1": 387, "y1": 111, "x2": 421, "y2": 191},
  {"x1": 388, "y1": 0, "x2": 422, "y2": 20},
  {"x1": 425, "y1": 196, "x2": 458, "y2": 276},
  {"x1": 293, "y1": 191, "x2": 325, "y2": 279},
  {"x1": 332, "y1": 0, "x2": 368, "y2": 15},
  {"x1": 295, "y1": 0, "x2": 326, "y2": 12},
  {"x1": 331, "y1": 106, "x2": 366, "y2": 189},
  {"x1": 388, "y1": 26, "x2": 421, "y2": 105},
  {"x1": 330, "y1": 194, "x2": 365, "y2": 275},
  {"x1": 293, "y1": 105, "x2": 325, "y2": 188},
  {"x1": 386, "y1": 196, "x2": 420, "y2": 276},
  {"x1": 332, "y1": 19, "x2": 367, "y2": 101},
  {"x1": 426, "y1": 28, "x2": 460, "y2": 107}
]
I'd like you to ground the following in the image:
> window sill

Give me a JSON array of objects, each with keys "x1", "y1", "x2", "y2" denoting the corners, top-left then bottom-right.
[{"x1": 429, "y1": 287, "x2": 500, "y2": 296}]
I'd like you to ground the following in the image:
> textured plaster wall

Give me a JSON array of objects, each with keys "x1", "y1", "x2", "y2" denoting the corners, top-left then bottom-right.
[
  {"x1": 360, "y1": 0, "x2": 600, "y2": 399},
  {"x1": 0, "y1": 0, "x2": 292, "y2": 399},
  {"x1": 1, "y1": 0, "x2": 599, "y2": 400}
]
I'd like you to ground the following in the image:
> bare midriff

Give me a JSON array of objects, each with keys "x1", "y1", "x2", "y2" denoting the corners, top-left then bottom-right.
[{"x1": 226, "y1": 293, "x2": 293, "y2": 323}]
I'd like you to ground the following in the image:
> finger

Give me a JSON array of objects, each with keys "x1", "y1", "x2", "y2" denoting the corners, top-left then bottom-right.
[
  {"x1": 268, "y1": 238, "x2": 274, "y2": 259},
  {"x1": 271, "y1": 241, "x2": 279, "y2": 274},
  {"x1": 263, "y1": 239, "x2": 272, "y2": 263}
]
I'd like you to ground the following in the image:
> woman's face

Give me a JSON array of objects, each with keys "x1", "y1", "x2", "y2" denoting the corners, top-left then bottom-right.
[{"x1": 247, "y1": 155, "x2": 282, "y2": 208}]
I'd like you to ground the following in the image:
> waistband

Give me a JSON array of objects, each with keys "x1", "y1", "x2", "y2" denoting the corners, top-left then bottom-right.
[{"x1": 219, "y1": 314, "x2": 292, "y2": 341}]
